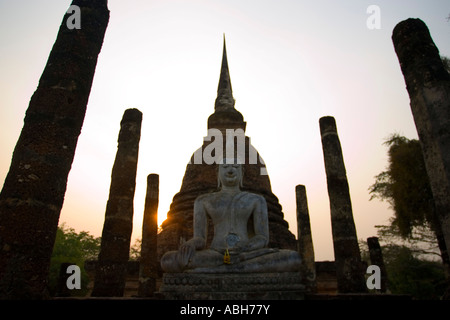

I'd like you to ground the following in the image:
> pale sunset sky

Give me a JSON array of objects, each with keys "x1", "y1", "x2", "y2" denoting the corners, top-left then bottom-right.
[{"x1": 0, "y1": 0, "x2": 449, "y2": 260}]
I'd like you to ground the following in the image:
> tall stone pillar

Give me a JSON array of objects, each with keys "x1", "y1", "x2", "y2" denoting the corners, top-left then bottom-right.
[
  {"x1": 138, "y1": 174, "x2": 159, "y2": 297},
  {"x1": 367, "y1": 237, "x2": 387, "y2": 293},
  {"x1": 319, "y1": 116, "x2": 367, "y2": 293},
  {"x1": 91, "y1": 108, "x2": 142, "y2": 297},
  {"x1": 295, "y1": 185, "x2": 316, "y2": 293},
  {"x1": 392, "y1": 18, "x2": 450, "y2": 268},
  {"x1": 0, "y1": 0, "x2": 109, "y2": 299}
]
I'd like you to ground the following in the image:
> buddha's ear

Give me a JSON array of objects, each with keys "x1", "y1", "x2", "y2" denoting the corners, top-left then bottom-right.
[
  {"x1": 217, "y1": 164, "x2": 222, "y2": 190},
  {"x1": 239, "y1": 165, "x2": 244, "y2": 188},
  {"x1": 217, "y1": 175, "x2": 222, "y2": 190}
]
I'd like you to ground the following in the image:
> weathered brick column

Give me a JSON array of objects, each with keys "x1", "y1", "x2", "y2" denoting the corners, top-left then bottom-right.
[
  {"x1": 0, "y1": 0, "x2": 109, "y2": 299},
  {"x1": 392, "y1": 18, "x2": 450, "y2": 269},
  {"x1": 319, "y1": 116, "x2": 367, "y2": 293},
  {"x1": 91, "y1": 108, "x2": 142, "y2": 297},
  {"x1": 295, "y1": 185, "x2": 316, "y2": 293},
  {"x1": 55, "y1": 262, "x2": 75, "y2": 297},
  {"x1": 138, "y1": 174, "x2": 159, "y2": 297},
  {"x1": 367, "y1": 237, "x2": 387, "y2": 293}
]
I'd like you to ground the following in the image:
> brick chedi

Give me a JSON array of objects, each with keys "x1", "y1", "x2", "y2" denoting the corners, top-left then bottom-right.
[{"x1": 157, "y1": 38, "x2": 297, "y2": 259}]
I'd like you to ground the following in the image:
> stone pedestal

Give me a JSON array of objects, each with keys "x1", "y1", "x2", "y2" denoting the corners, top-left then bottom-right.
[{"x1": 159, "y1": 273, "x2": 305, "y2": 300}]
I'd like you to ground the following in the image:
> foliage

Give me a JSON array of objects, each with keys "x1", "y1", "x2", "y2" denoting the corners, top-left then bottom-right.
[
  {"x1": 367, "y1": 133, "x2": 449, "y2": 299},
  {"x1": 129, "y1": 238, "x2": 142, "y2": 261},
  {"x1": 48, "y1": 223, "x2": 101, "y2": 297},
  {"x1": 381, "y1": 245, "x2": 446, "y2": 299},
  {"x1": 442, "y1": 55, "x2": 450, "y2": 74},
  {"x1": 360, "y1": 234, "x2": 446, "y2": 299},
  {"x1": 375, "y1": 222, "x2": 442, "y2": 261},
  {"x1": 49, "y1": 225, "x2": 144, "y2": 296},
  {"x1": 369, "y1": 134, "x2": 435, "y2": 237}
]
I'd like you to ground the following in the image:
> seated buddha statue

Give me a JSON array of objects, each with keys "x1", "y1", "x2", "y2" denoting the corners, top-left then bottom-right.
[{"x1": 160, "y1": 159, "x2": 301, "y2": 273}]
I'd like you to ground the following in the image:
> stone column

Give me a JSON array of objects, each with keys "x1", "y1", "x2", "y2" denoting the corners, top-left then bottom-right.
[
  {"x1": 138, "y1": 174, "x2": 159, "y2": 297},
  {"x1": 392, "y1": 18, "x2": 450, "y2": 268},
  {"x1": 367, "y1": 237, "x2": 387, "y2": 293},
  {"x1": 319, "y1": 116, "x2": 367, "y2": 293},
  {"x1": 295, "y1": 185, "x2": 316, "y2": 293},
  {"x1": 0, "y1": 0, "x2": 109, "y2": 299},
  {"x1": 91, "y1": 108, "x2": 142, "y2": 297},
  {"x1": 55, "y1": 263, "x2": 75, "y2": 298}
]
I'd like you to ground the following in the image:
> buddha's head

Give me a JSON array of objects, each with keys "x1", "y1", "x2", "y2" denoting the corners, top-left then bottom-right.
[{"x1": 217, "y1": 158, "x2": 244, "y2": 189}]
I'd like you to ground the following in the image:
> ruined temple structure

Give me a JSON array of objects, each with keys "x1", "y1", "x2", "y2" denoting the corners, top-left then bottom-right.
[
  {"x1": 92, "y1": 108, "x2": 142, "y2": 297},
  {"x1": 157, "y1": 38, "x2": 297, "y2": 260},
  {"x1": 392, "y1": 18, "x2": 450, "y2": 273},
  {"x1": 0, "y1": 0, "x2": 110, "y2": 299},
  {"x1": 319, "y1": 116, "x2": 367, "y2": 293}
]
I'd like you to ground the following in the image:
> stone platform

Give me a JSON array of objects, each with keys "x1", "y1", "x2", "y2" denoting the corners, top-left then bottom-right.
[{"x1": 158, "y1": 272, "x2": 305, "y2": 300}]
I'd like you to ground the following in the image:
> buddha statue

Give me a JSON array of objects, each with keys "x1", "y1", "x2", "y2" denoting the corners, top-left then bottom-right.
[{"x1": 161, "y1": 159, "x2": 301, "y2": 273}]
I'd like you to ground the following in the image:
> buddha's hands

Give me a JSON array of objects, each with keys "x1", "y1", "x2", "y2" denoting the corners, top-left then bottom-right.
[
  {"x1": 227, "y1": 235, "x2": 268, "y2": 258},
  {"x1": 177, "y1": 237, "x2": 205, "y2": 268},
  {"x1": 240, "y1": 235, "x2": 267, "y2": 252}
]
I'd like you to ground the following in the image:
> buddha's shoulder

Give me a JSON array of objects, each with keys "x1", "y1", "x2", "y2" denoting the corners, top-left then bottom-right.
[{"x1": 239, "y1": 191, "x2": 266, "y2": 203}]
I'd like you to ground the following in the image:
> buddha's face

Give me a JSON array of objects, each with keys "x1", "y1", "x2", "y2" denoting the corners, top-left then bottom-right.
[{"x1": 218, "y1": 162, "x2": 243, "y2": 188}]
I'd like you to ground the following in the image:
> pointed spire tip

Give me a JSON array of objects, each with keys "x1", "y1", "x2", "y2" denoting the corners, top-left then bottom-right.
[{"x1": 215, "y1": 35, "x2": 235, "y2": 111}]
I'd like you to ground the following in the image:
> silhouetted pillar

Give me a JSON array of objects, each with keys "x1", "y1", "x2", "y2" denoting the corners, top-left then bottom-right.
[
  {"x1": 367, "y1": 237, "x2": 387, "y2": 293},
  {"x1": 138, "y1": 174, "x2": 159, "y2": 297},
  {"x1": 295, "y1": 185, "x2": 316, "y2": 293},
  {"x1": 91, "y1": 108, "x2": 142, "y2": 297},
  {"x1": 55, "y1": 263, "x2": 75, "y2": 298},
  {"x1": 319, "y1": 116, "x2": 367, "y2": 293},
  {"x1": 0, "y1": 0, "x2": 109, "y2": 299},
  {"x1": 392, "y1": 18, "x2": 450, "y2": 271}
]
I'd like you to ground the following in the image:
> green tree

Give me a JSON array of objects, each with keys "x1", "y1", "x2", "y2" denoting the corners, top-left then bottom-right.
[
  {"x1": 382, "y1": 245, "x2": 446, "y2": 299},
  {"x1": 49, "y1": 224, "x2": 101, "y2": 296},
  {"x1": 369, "y1": 135, "x2": 448, "y2": 266},
  {"x1": 369, "y1": 135, "x2": 435, "y2": 236},
  {"x1": 375, "y1": 222, "x2": 442, "y2": 260},
  {"x1": 360, "y1": 235, "x2": 447, "y2": 299},
  {"x1": 369, "y1": 134, "x2": 450, "y2": 298}
]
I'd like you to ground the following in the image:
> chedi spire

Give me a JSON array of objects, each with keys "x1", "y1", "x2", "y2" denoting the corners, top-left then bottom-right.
[
  {"x1": 208, "y1": 35, "x2": 246, "y2": 131},
  {"x1": 215, "y1": 35, "x2": 235, "y2": 111}
]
